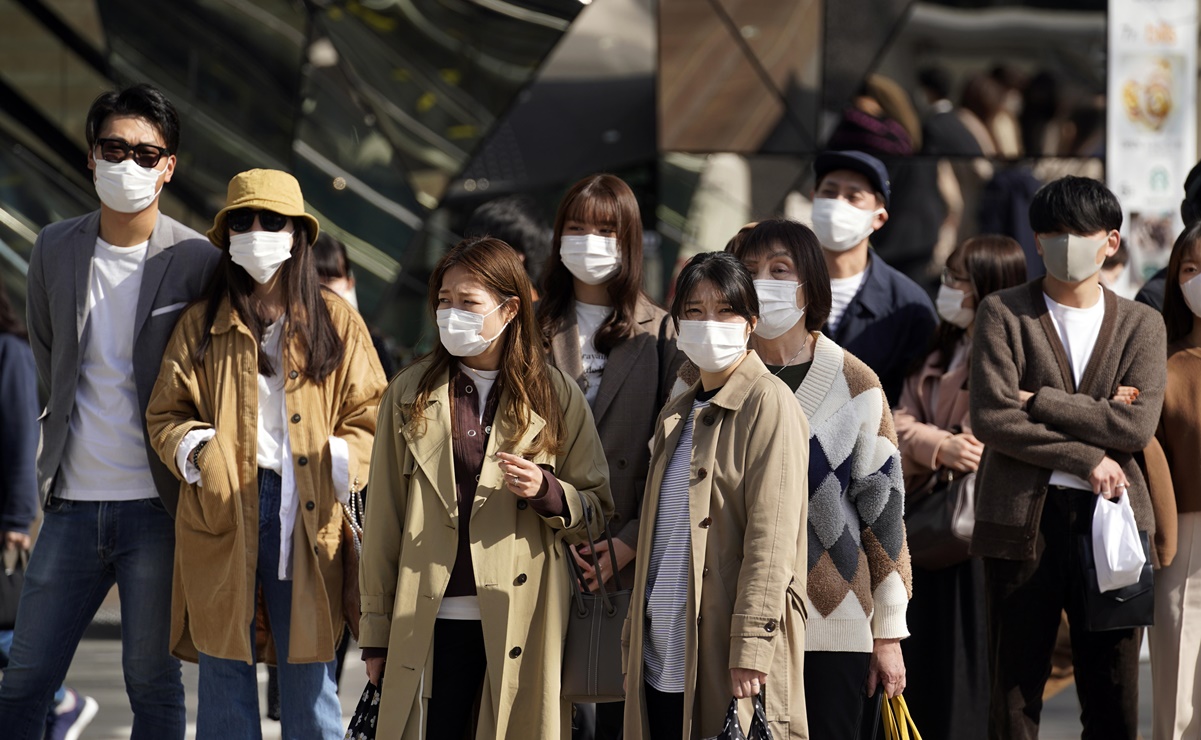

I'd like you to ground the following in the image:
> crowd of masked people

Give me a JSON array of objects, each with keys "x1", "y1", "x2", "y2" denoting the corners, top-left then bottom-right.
[{"x1": 2, "y1": 81, "x2": 1200, "y2": 740}]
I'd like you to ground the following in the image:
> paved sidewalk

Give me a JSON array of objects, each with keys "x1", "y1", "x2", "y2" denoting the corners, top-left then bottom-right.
[{"x1": 59, "y1": 634, "x2": 1154, "y2": 739}]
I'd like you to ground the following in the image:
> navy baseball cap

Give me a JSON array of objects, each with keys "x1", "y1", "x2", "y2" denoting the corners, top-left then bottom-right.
[{"x1": 814, "y1": 150, "x2": 891, "y2": 208}]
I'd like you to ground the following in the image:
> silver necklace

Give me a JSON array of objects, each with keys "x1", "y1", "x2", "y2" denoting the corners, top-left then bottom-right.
[{"x1": 772, "y1": 339, "x2": 810, "y2": 375}]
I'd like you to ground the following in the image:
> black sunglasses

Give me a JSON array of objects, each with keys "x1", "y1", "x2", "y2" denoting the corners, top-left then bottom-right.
[
  {"x1": 227, "y1": 208, "x2": 291, "y2": 233},
  {"x1": 94, "y1": 137, "x2": 171, "y2": 168}
]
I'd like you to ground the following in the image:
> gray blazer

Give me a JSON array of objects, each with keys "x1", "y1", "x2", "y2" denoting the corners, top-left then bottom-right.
[
  {"x1": 26, "y1": 211, "x2": 219, "y2": 516},
  {"x1": 547, "y1": 296, "x2": 682, "y2": 586}
]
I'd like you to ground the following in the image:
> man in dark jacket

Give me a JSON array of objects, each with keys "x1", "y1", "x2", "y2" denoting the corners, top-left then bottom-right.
[{"x1": 812, "y1": 150, "x2": 937, "y2": 404}]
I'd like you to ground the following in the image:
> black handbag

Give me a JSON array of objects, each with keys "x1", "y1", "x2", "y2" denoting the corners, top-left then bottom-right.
[
  {"x1": 905, "y1": 471, "x2": 976, "y2": 570},
  {"x1": 561, "y1": 513, "x2": 630, "y2": 703},
  {"x1": 343, "y1": 680, "x2": 380, "y2": 740},
  {"x1": 0, "y1": 547, "x2": 28, "y2": 630},
  {"x1": 1077, "y1": 527, "x2": 1154, "y2": 631},
  {"x1": 704, "y1": 693, "x2": 774, "y2": 740}
]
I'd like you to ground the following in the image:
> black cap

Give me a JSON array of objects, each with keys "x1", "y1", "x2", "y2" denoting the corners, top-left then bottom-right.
[{"x1": 814, "y1": 150, "x2": 891, "y2": 208}]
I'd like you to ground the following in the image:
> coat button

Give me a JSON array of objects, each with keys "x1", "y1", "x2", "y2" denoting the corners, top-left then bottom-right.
[
  {"x1": 697, "y1": 467, "x2": 708, "y2": 480},
  {"x1": 612, "y1": 512, "x2": 622, "y2": 523},
  {"x1": 696, "y1": 617, "x2": 703, "y2": 626},
  {"x1": 765, "y1": 620, "x2": 777, "y2": 633},
  {"x1": 616, "y1": 458, "x2": 628, "y2": 470},
  {"x1": 517, "y1": 499, "x2": 528, "y2": 510},
  {"x1": 699, "y1": 517, "x2": 712, "y2": 529},
  {"x1": 703, "y1": 567, "x2": 709, "y2": 576},
  {"x1": 509, "y1": 647, "x2": 522, "y2": 659},
  {"x1": 291, "y1": 413, "x2": 301, "y2": 423},
  {"x1": 289, "y1": 370, "x2": 299, "y2": 379},
  {"x1": 515, "y1": 573, "x2": 528, "y2": 585},
  {"x1": 305, "y1": 501, "x2": 315, "y2": 511},
  {"x1": 313, "y1": 545, "x2": 319, "y2": 554},
  {"x1": 702, "y1": 415, "x2": 715, "y2": 426},
  {"x1": 298, "y1": 456, "x2": 308, "y2": 466}
]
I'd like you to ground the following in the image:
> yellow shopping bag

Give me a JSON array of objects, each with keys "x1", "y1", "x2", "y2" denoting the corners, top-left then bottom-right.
[{"x1": 881, "y1": 695, "x2": 922, "y2": 740}]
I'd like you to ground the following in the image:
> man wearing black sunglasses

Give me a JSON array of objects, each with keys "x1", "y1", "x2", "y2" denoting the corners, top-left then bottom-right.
[{"x1": 0, "y1": 84, "x2": 219, "y2": 740}]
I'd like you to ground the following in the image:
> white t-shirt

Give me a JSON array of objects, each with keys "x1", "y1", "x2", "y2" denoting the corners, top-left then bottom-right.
[
  {"x1": 256, "y1": 318, "x2": 287, "y2": 474},
  {"x1": 827, "y1": 272, "x2": 867, "y2": 331},
  {"x1": 59, "y1": 238, "x2": 157, "y2": 501},
  {"x1": 576, "y1": 301, "x2": 613, "y2": 406},
  {"x1": 1043, "y1": 289, "x2": 1105, "y2": 491},
  {"x1": 459, "y1": 363, "x2": 501, "y2": 423}
]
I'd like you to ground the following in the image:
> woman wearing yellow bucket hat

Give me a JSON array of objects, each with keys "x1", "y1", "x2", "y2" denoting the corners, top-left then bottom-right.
[{"x1": 146, "y1": 169, "x2": 387, "y2": 738}]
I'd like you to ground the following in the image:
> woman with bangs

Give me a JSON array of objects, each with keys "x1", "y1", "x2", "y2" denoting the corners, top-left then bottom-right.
[
  {"x1": 537, "y1": 174, "x2": 681, "y2": 734},
  {"x1": 358, "y1": 236, "x2": 613, "y2": 739},
  {"x1": 146, "y1": 170, "x2": 387, "y2": 737},
  {"x1": 713, "y1": 219, "x2": 912, "y2": 739},
  {"x1": 1150, "y1": 220, "x2": 1201, "y2": 739}
]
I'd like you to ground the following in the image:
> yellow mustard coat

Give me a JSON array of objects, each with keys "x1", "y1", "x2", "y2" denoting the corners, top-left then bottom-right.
[
  {"x1": 359, "y1": 358, "x2": 613, "y2": 740},
  {"x1": 146, "y1": 293, "x2": 385, "y2": 664},
  {"x1": 622, "y1": 351, "x2": 810, "y2": 739}
]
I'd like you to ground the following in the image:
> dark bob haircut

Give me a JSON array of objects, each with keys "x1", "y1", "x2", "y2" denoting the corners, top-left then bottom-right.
[
  {"x1": 85, "y1": 83, "x2": 181, "y2": 154},
  {"x1": 730, "y1": 219, "x2": 832, "y2": 332},
  {"x1": 1162, "y1": 220, "x2": 1201, "y2": 344},
  {"x1": 1029, "y1": 175, "x2": 1123, "y2": 236},
  {"x1": 670, "y1": 252, "x2": 759, "y2": 328}
]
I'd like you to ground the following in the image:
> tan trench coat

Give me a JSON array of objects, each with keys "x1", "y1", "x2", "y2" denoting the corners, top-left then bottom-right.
[
  {"x1": 358, "y1": 358, "x2": 613, "y2": 740},
  {"x1": 146, "y1": 294, "x2": 385, "y2": 664},
  {"x1": 622, "y1": 352, "x2": 810, "y2": 739}
]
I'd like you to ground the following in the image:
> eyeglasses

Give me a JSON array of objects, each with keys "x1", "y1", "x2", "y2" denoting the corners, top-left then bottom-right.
[
  {"x1": 941, "y1": 267, "x2": 971, "y2": 287},
  {"x1": 94, "y1": 138, "x2": 171, "y2": 168},
  {"x1": 226, "y1": 208, "x2": 291, "y2": 233}
]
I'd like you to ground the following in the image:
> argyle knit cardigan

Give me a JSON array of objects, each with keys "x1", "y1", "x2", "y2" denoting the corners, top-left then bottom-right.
[{"x1": 672, "y1": 336, "x2": 912, "y2": 652}]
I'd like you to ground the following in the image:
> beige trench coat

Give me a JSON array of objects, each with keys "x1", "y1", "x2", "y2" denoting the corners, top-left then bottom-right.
[
  {"x1": 622, "y1": 351, "x2": 810, "y2": 739},
  {"x1": 146, "y1": 294, "x2": 385, "y2": 664},
  {"x1": 358, "y1": 358, "x2": 613, "y2": 740}
]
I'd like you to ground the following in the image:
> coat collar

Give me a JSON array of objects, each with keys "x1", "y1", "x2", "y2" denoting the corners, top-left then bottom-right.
[
  {"x1": 591, "y1": 297, "x2": 659, "y2": 422},
  {"x1": 708, "y1": 350, "x2": 772, "y2": 412}
]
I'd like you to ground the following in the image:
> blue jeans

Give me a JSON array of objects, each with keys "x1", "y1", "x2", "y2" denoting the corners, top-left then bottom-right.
[
  {"x1": 0, "y1": 497, "x2": 184, "y2": 740},
  {"x1": 196, "y1": 469, "x2": 341, "y2": 740}
]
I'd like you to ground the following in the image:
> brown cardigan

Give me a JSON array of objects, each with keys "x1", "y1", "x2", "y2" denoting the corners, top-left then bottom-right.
[{"x1": 969, "y1": 281, "x2": 1166, "y2": 561}]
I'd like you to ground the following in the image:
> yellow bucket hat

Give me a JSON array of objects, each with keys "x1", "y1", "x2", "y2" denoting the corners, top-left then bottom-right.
[{"x1": 207, "y1": 169, "x2": 321, "y2": 247}]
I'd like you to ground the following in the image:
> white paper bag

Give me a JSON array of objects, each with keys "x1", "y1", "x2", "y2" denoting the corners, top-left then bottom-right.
[{"x1": 1092, "y1": 492, "x2": 1146, "y2": 592}]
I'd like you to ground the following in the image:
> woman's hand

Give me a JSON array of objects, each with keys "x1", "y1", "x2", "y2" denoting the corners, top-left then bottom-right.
[
  {"x1": 365, "y1": 656, "x2": 386, "y2": 687},
  {"x1": 935, "y1": 433, "x2": 984, "y2": 473},
  {"x1": 730, "y1": 668, "x2": 767, "y2": 699},
  {"x1": 1112, "y1": 385, "x2": 1140, "y2": 405},
  {"x1": 497, "y1": 452, "x2": 546, "y2": 499},
  {"x1": 572, "y1": 539, "x2": 635, "y2": 592},
  {"x1": 866, "y1": 638, "x2": 905, "y2": 698}
]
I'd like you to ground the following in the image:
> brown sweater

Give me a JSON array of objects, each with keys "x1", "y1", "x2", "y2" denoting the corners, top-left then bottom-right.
[
  {"x1": 1158, "y1": 342, "x2": 1201, "y2": 514},
  {"x1": 969, "y1": 281, "x2": 1166, "y2": 560}
]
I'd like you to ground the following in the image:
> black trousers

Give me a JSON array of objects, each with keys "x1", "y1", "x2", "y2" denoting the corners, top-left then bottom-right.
[
  {"x1": 644, "y1": 683, "x2": 683, "y2": 740},
  {"x1": 984, "y1": 487, "x2": 1142, "y2": 740},
  {"x1": 803, "y1": 651, "x2": 878, "y2": 740},
  {"x1": 427, "y1": 619, "x2": 488, "y2": 740}
]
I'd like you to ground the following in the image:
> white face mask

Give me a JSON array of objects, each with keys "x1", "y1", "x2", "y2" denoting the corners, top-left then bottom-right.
[
  {"x1": 229, "y1": 231, "x2": 294, "y2": 284},
  {"x1": 811, "y1": 198, "x2": 881, "y2": 253},
  {"x1": 753, "y1": 280, "x2": 805, "y2": 340},
  {"x1": 1180, "y1": 274, "x2": 1201, "y2": 317},
  {"x1": 678, "y1": 320, "x2": 749, "y2": 373},
  {"x1": 560, "y1": 234, "x2": 621, "y2": 285},
  {"x1": 1039, "y1": 233, "x2": 1107, "y2": 283},
  {"x1": 436, "y1": 301, "x2": 511, "y2": 357},
  {"x1": 93, "y1": 159, "x2": 164, "y2": 214},
  {"x1": 936, "y1": 284, "x2": 975, "y2": 329}
]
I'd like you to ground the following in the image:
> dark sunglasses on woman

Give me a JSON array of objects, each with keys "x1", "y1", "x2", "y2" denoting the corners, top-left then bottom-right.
[{"x1": 227, "y1": 208, "x2": 291, "y2": 233}]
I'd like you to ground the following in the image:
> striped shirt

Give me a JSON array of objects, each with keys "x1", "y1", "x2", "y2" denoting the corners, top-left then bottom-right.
[{"x1": 644, "y1": 393, "x2": 713, "y2": 693}]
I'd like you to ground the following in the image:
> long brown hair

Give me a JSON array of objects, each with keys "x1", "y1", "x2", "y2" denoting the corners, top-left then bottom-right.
[
  {"x1": 928, "y1": 234, "x2": 1027, "y2": 372},
  {"x1": 1163, "y1": 221, "x2": 1201, "y2": 344},
  {"x1": 417, "y1": 237, "x2": 563, "y2": 456},
  {"x1": 537, "y1": 174, "x2": 648, "y2": 354},
  {"x1": 193, "y1": 221, "x2": 345, "y2": 382}
]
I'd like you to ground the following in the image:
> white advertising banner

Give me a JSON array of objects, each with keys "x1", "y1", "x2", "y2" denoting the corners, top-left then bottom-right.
[{"x1": 1107, "y1": 0, "x2": 1197, "y2": 281}]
